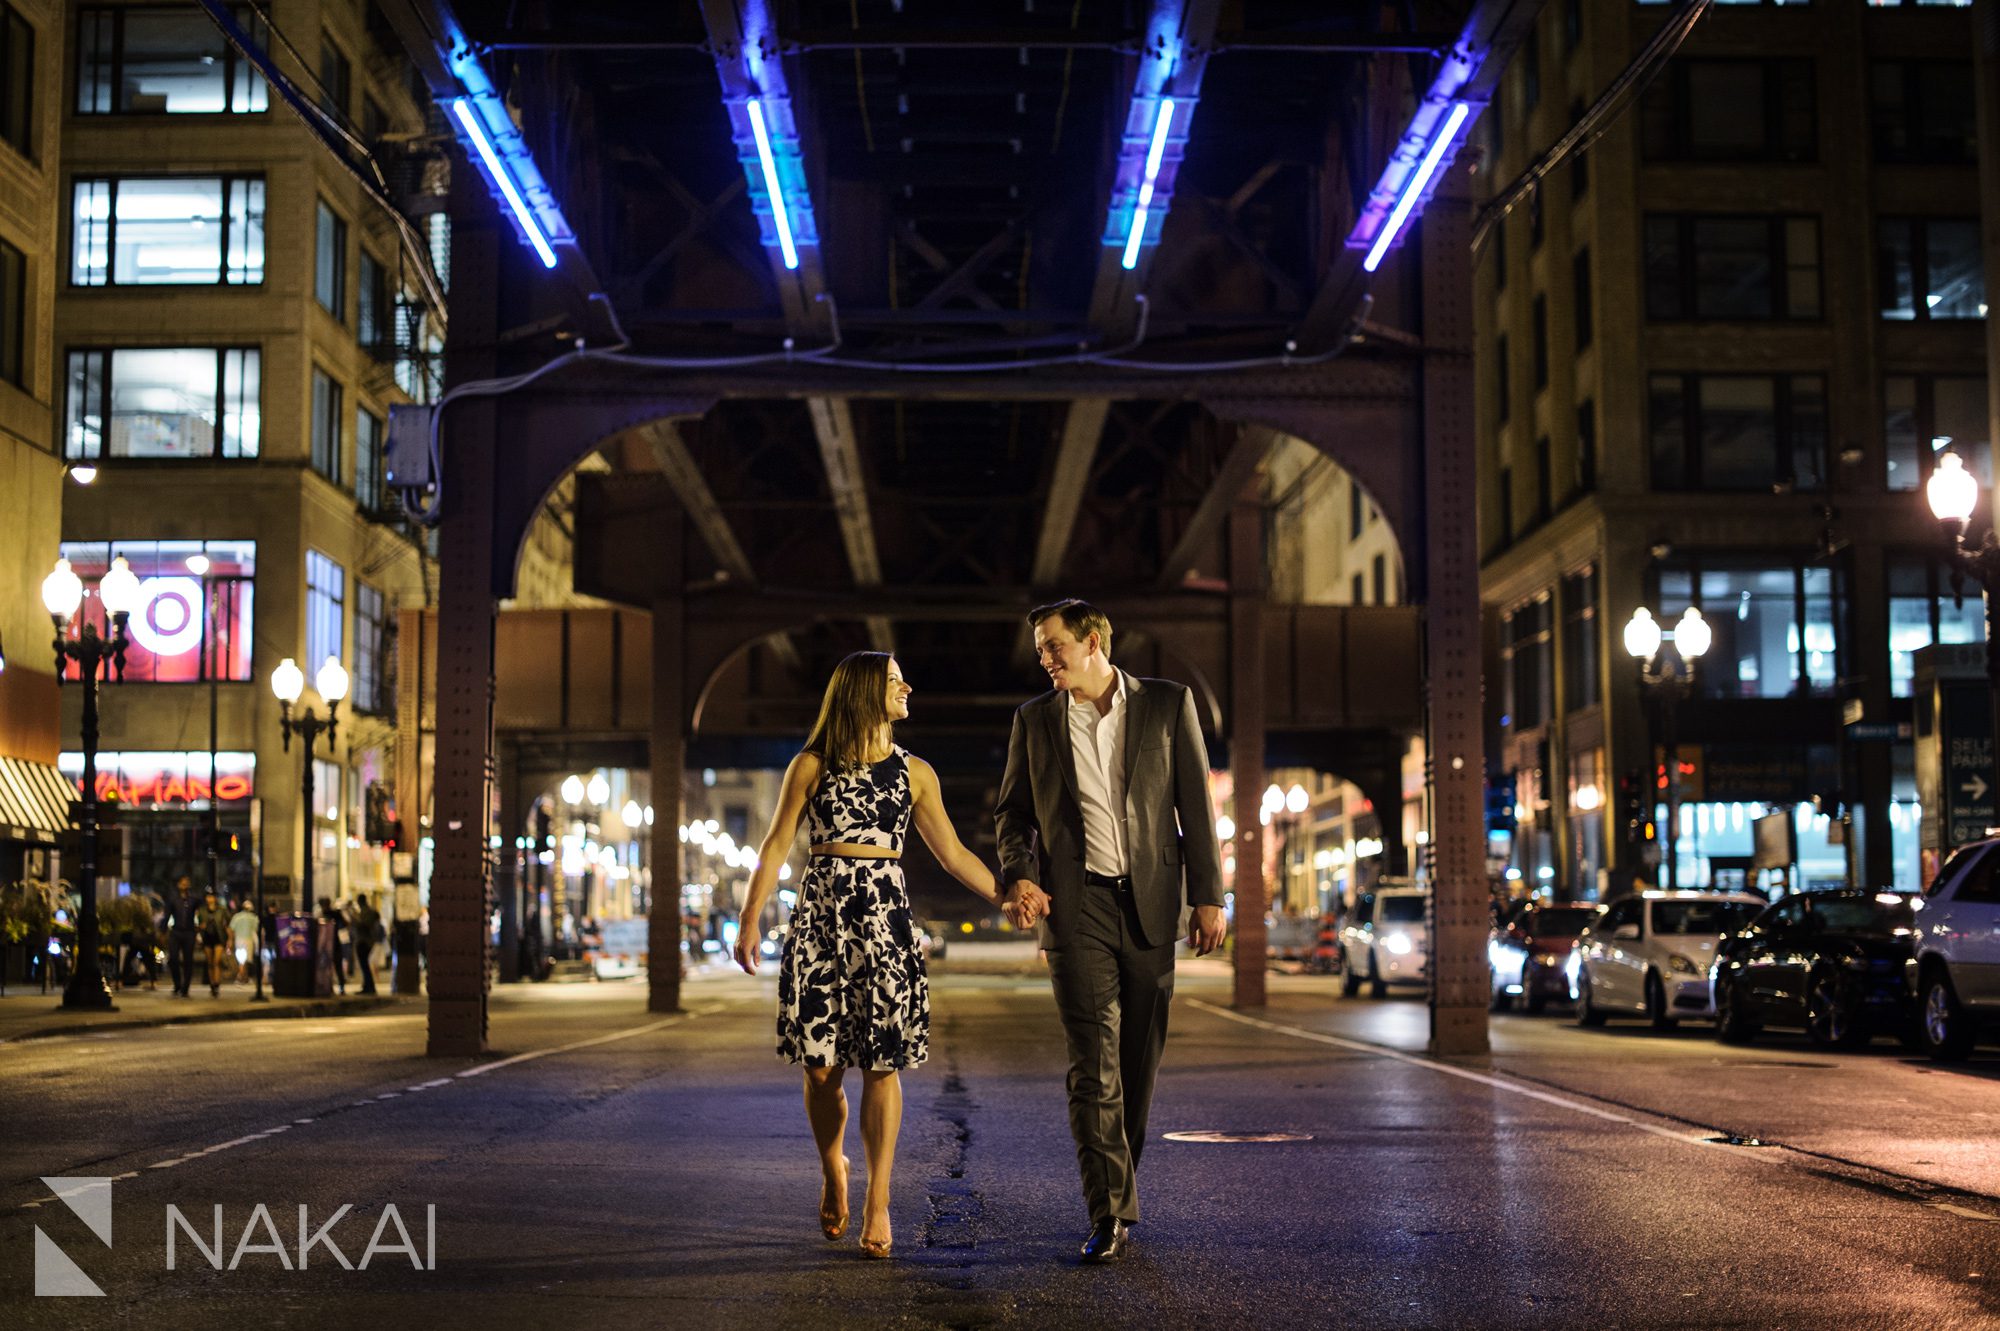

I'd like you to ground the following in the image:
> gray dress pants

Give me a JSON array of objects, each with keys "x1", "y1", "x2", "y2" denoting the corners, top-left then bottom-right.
[{"x1": 1046, "y1": 881, "x2": 1176, "y2": 1224}]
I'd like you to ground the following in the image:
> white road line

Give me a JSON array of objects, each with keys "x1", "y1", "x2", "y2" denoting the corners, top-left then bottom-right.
[{"x1": 15, "y1": 1006, "x2": 713, "y2": 1209}]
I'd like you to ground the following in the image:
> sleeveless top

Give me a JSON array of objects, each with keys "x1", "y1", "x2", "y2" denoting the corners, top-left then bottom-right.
[{"x1": 806, "y1": 747, "x2": 913, "y2": 853}]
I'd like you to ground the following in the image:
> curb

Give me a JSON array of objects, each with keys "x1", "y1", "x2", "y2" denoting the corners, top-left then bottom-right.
[{"x1": 0, "y1": 994, "x2": 412, "y2": 1044}]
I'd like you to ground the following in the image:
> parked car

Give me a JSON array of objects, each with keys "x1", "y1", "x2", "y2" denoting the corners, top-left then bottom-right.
[
  {"x1": 1340, "y1": 884, "x2": 1427, "y2": 998},
  {"x1": 1489, "y1": 901, "x2": 1600, "y2": 1013},
  {"x1": 1908, "y1": 838, "x2": 2000, "y2": 1061},
  {"x1": 1711, "y1": 888, "x2": 1917, "y2": 1048},
  {"x1": 1573, "y1": 890, "x2": 1765, "y2": 1029}
]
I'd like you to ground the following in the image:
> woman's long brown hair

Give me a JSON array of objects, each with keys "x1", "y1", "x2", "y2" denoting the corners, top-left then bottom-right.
[{"x1": 802, "y1": 651, "x2": 894, "y2": 773}]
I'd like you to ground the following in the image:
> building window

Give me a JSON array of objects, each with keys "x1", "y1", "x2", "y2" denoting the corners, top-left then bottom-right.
[
  {"x1": 311, "y1": 368, "x2": 342, "y2": 486},
  {"x1": 1888, "y1": 555, "x2": 1984, "y2": 697},
  {"x1": 306, "y1": 549, "x2": 344, "y2": 673},
  {"x1": 1649, "y1": 373, "x2": 1827, "y2": 492},
  {"x1": 357, "y1": 251, "x2": 387, "y2": 351},
  {"x1": 353, "y1": 581, "x2": 392, "y2": 714},
  {"x1": 1561, "y1": 566, "x2": 1599, "y2": 712},
  {"x1": 65, "y1": 347, "x2": 259, "y2": 460},
  {"x1": 1563, "y1": 0, "x2": 1582, "y2": 56},
  {"x1": 1348, "y1": 481, "x2": 1363, "y2": 540},
  {"x1": 1886, "y1": 375, "x2": 1989, "y2": 492},
  {"x1": 71, "y1": 176, "x2": 265, "y2": 286},
  {"x1": 315, "y1": 200, "x2": 346, "y2": 319},
  {"x1": 1644, "y1": 215, "x2": 1821, "y2": 320},
  {"x1": 1870, "y1": 61, "x2": 1975, "y2": 164},
  {"x1": 1577, "y1": 398, "x2": 1597, "y2": 491},
  {"x1": 1879, "y1": 218, "x2": 1984, "y2": 321},
  {"x1": 1496, "y1": 334, "x2": 1510, "y2": 423},
  {"x1": 56, "y1": 540, "x2": 256, "y2": 682},
  {"x1": 1521, "y1": 26, "x2": 1540, "y2": 111},
  {"x1": 1642, "y1": 59, "x2": 1815, "y2": 162},
  {"x1": 1573, "y1": 247, "x2": 1594, "y2": 349},
  {"x1": 1532, "y1": 296, "x2": 1549, "y2": 389},
  {"x1": 1, "y1": 2, "x2": 32, "y2": 158},
  {"x1": 1350, "y1": 573, "x2": 1364, "y2": 604},
  {"x1": 362, "y1": 93, "x2": 387, "y2": 143},
  {"x1": 1660, "y1": 558, "x2": 1839, "y2": 699},
  {"x1": 1498, "y1": 468, "x2": 1515, "y2": 546},
  {"x1": 77, "y1": 6, "x2": 268, "y2": 115},
  {"x1": 318, "y1": 34, "x2": 350, "y2": 121},
  {"x1": 1372, "y1": 554, "x2": 1387, "y2": 606},
  {"x1": 1504, "y1": 597, "x2": 1554, "y2": 733},
  {"x1": 0, "y1": 235, "x2": 22, "y2": 386},
  {"x1": 1529, "y1": 189, "x2": 1544, "y2": 250},
  {"x1": 355, "y1": 408, "x2": 383, "y2": 512},
  {"x1": 1535, "y1": 436, "x2": 1553, "y2": 519}
]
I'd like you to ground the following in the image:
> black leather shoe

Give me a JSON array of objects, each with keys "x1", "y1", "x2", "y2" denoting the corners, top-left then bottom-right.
[{"x1": 1080, "y1": 1218, "x2": 1129, "y2": 1264}]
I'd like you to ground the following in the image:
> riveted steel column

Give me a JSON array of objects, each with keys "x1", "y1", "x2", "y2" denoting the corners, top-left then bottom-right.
[
  {"x1": 1229, "y1": 488, "x2": 1267, "y2": 1008},
  {"x1": 649, "y1": 595, "x2": 686, "y2": 1014},
  {"x1": 1421, "y1": 157, "x2": 1488, "y2": 1056},
  {"x1": 427, "y1": 174, "x2": 500, "y2": 1058}
]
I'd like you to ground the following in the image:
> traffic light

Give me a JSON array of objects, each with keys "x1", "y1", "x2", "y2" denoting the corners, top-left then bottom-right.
[
  {"x1": 364, "y1": 781, "x2": 402, "y2": 847},
  {"x1": 1617, "y1": 771, "x2": 1653, "y2": 845}
]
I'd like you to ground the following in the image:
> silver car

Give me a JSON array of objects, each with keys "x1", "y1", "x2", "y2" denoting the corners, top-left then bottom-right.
[{"x1": 1573, "y1": 890, "x2": 1765, "y2": 1030}]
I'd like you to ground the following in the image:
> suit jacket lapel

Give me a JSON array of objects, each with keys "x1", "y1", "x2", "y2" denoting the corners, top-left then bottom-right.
[
  {"x1": 1120, "y1": 671, "x2": 1146, "y2": 812},
  {"x1": 1043, "y1": 692, "x2": 1081, "y2": 806}
]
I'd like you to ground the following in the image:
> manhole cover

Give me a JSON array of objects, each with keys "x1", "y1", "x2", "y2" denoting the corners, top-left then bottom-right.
[
  {"x1": 1161, "y1": 1130, "x2": 1313, "y2": 1144},
  {"x1": 1703, "y1": 1134, "x2": 1775, "y2": 1147}
]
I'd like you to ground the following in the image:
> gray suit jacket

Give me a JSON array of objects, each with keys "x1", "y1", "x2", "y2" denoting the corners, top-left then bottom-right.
[{"x1": 994, "y1": 673, "x2": 1224, "y2": 950}]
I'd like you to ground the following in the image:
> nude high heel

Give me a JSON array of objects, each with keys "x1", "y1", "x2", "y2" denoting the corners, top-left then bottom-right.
[{"x1": 819, "y1": 1156, "x2": 850, "y2": 1241}]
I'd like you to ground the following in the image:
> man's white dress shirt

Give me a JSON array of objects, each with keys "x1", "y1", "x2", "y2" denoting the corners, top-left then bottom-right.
[{"x1": 1067, "y1": 670, "x2": 1130, "y2": 877}]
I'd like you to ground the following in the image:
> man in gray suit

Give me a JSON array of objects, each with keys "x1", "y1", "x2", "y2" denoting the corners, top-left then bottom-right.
[{"x1": 995, "y1": 599, "x2": 1226, "y2": 1263}]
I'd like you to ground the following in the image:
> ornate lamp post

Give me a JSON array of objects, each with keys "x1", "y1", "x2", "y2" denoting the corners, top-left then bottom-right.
[
  {"x1": 44, "y1": 554, "x2": 143, "y2": 1010},
  {"x1": 273, "y1": 655, "x2": 348, "y2": 915},
  {"x1": 1924, "y1": 450, "x2": 2000, "y2": 814},
  {"x1": 1624, "y1": 605, "x2": 1712, "y2": 891}
]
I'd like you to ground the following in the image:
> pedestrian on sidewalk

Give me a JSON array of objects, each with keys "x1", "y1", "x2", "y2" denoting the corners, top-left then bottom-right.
[
  {"x1": 164, "y1": 879, "x2": 199, "y2": 998},
  {"x1": 228, "y1": 899, "x2": 259, "y2": 985},
  {"x1": 736, "y1": 651, "x2": 1006, "y2": 1260},
  {"x1": 140, "y1": 892, "x2": 162, "y2": 990},
  {"x1": 350, "y1": 895, "x2": 381, "y2": 994},
  {"x1": 319, "y1": 898, "x2": 349, "y2": 994},
  {"x1": 197, "y1": 890, "x2": 229, "y2": 997}
]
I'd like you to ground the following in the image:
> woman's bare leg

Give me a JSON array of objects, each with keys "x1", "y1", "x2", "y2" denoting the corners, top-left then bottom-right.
[
  {"x1": 803, "y1": 1068, "x2": 849, "y2": 1224},
  {"x1": 859, "y1": 1069, "x2": 902, "y2": 1247}
]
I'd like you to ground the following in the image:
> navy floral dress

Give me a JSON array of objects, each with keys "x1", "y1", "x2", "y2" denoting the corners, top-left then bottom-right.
[{"x1": 776, "y1": 747, "x2": 929, "y2": 1070}]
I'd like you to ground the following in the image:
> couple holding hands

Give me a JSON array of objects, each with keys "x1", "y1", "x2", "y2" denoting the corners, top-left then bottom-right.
[{"x1": 734, "y1": 598, "x2": 1226, "y2": 1262}]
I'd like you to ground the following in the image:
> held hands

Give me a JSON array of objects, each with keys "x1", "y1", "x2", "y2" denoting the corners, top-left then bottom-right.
[
  {"x1": 1187, "y1": 904, "x2": 1227, "y2": 956},
  {"x1": 1004, "y1": 880, "x2": 1051, "y2": 930}
]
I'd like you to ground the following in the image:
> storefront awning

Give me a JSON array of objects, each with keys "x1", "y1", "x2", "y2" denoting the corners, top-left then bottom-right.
[{"x1": 0, "y1": 757, "x2": 76, "y2": 845}]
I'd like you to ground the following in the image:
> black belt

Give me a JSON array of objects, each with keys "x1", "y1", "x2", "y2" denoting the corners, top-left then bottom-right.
[{"x1": 1084, "y1": 870, "x2": 1132, "y2": 892}]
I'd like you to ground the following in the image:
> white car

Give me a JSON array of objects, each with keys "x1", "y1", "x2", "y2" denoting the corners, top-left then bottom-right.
[
  {"x1": 1573, "y1": 890, "x2": 1765, "y2": 1029},
  {"x1": 1340, "y1": 885, "x2": 1428, "y2": 998},
  {"x1": 1908, "y1": 838, "x2": 2000, "y2": 1060}
]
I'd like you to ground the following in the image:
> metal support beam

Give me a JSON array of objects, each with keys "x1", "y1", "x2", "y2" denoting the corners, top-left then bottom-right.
[
  {"x1": 1420, "y1": 148, "x2": 1488, "y2": 1058},
  {"x1": 649, "y1": 596, "x2": 687, "y2": 1014},
  {"x1": 1158, "y1": 424, "x2": 1280, "y2": 588},
  {"x1": 807, "y1": 396, "x2": 894, "y2": 653},
  {"x1": 1228, "y1": 487, "x2": 1267, "y2": 1008},
  {"x1": 1031, "y1": 399, "x2": 1111, "y2": 587}
]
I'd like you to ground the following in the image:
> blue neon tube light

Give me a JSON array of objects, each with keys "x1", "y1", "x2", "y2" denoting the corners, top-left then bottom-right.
[
  {"x1": 1361, "y1": 100, "x2": 1471, "y2": 273},
  {"x1": 452, "y1": 98, "x2": 558, "y2": 269},
  {"x1": 746, "y1": 98, "x2": 800, "y2": 271},
  {"x1": 1121, "y1": 97, "x2": 1177, "y2": 271}
]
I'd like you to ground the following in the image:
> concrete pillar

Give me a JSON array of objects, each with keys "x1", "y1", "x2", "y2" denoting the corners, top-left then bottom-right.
[
  {"x1": 1229, "y1": 490, "x2": 1268, "y2": 1008},
  {"x1": 1421, "y1": 158, "x2": 1489, "y2": 1057},
  {"x1": 648, "y1": 595, "x2": 686, "y2": 1014}
]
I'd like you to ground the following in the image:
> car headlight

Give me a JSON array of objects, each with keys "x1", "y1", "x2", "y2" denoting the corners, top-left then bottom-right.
[
  {"x1": 1385, "y1": 932, "x2": 1414, "y2": 956},
  {"x1": 1667, "y1": 953, "x2": 1699, "y2": 976}
]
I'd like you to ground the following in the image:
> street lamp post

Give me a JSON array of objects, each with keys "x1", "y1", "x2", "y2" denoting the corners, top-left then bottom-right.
[
  {"x1": 273, "y1": 656, "x2": 348, "y2": 915},
  {"x1": 43, "y1": 555, "x2": 142, "y2": 1010},
  {"x1": 1624, "y1": 605, "x2": 1712, "y2": 892},
  {"x1": 1924, "y1": 451, "x2": 2000, "y2": 820}
]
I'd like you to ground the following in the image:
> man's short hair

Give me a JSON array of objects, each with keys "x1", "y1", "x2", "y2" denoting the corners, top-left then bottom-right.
[{"x1": 1028, "y1": 599, "x2": 1113, "y2": 660}]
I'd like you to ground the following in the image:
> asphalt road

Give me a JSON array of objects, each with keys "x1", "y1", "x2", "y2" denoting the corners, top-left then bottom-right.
[{"x1": 3, "y1": 963, "x2": 1998, "y2": 1330}]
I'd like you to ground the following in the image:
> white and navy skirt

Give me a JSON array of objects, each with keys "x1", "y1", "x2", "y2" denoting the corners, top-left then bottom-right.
[{"x1": 776, "y1": 856, "x2": 930, "y2": 1071}]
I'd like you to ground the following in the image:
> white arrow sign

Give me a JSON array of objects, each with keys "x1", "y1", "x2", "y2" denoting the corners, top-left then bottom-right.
[{"x1": 1962, "y1": 774, "x2": 1990, "y2": 803}]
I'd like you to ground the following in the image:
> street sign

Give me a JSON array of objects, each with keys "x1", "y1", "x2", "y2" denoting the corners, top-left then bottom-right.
[
  {"x1": 1941, "y1": 682, "x2": 1995, "y2": 847},
  {"x1": 1846, "y1": 722, "x2": 1912, "y2": 742}
]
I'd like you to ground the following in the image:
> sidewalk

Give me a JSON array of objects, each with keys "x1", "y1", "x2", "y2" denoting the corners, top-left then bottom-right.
[{"x1": 0, "y1": 980, "x2": 412, "y2": 1044}]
